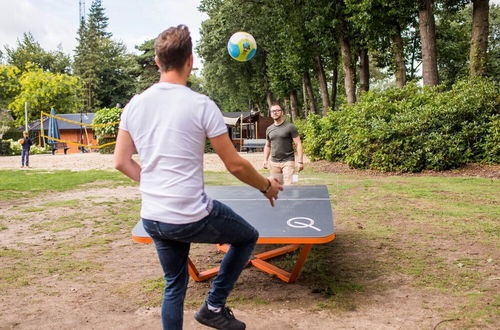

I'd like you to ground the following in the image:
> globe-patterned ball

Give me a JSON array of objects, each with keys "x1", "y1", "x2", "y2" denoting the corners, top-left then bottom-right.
[{"x1": 227, "y1": 32, "x2": 257, "y2": 62}]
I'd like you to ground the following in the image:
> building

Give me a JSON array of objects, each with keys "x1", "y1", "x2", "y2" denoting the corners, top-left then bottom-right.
[
  {"x1": 28, "y1": 113, "x2": 97, "y2": 154},
  {"x1": 222, "y1": 111, "x2": 273, "y2": 150}
]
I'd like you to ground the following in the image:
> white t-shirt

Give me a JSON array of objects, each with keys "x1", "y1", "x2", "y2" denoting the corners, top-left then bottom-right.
[{"x1": 119, "y1": 82, "x2": 227, "y2": 224}]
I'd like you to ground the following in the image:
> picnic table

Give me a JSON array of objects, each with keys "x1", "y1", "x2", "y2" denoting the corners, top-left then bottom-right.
[
  {"x1": 132, "y1": 185, "x2": 335, "y2": 283},
  {"x1": 50, "y1": 142, "x2": 69, "y2": 155},
  {"x1": 241, "y1": 139, "x2": 267, "y2": 152}
]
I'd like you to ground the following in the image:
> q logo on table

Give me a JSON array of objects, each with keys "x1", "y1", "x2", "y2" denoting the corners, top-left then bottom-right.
[{"x1": 287, "y1": 217, "x2": 321, "y2": 232}]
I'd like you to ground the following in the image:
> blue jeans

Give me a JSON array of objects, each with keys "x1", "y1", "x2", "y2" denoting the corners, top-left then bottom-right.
[
  {"x1": 142, "y1": 200, "x2": 259, "y2": 330},
  {"x1": 21, "y1": 149, "x2": 29, "y2": 166}
]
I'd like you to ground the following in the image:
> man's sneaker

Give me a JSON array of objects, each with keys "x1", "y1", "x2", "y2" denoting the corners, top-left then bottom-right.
[{"x1": 194, "y1": 302, "x2": 246, "y2": 330}]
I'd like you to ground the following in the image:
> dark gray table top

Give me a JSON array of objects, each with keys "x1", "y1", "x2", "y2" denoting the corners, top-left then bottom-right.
[{"x1": 133, "y1": 185, "x2": 335, "y2": 242}]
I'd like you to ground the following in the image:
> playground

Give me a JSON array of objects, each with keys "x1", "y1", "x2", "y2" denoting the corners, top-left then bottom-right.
[{"x1": 0, "y1": 153, "x2": 498, "y2": 329}]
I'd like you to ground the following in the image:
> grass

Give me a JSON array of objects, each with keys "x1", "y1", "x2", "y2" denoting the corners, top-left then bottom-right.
[
  {"x1": 0, "y1": 169, "x2": 499, "y2": 327},
  {"x1": 0, "y1": 169, "x2": 135, "y2": 200}
]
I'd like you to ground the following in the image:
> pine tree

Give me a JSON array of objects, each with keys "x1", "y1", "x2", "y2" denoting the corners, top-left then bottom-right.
[{"x1": 73, "y1": 0, "x2": 137, "y2": 111}]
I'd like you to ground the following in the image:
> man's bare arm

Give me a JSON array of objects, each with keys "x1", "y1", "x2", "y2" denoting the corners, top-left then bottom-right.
[
  {"x1": 114, "y1": 129, "x2": 141, "y2": 182},
  {"x1": 293, "y1": 135, "x2": 304, "y2": 172},
  {"x1": 263, "y1": 139, "x2": 271, "y2": 169},
  {"x1": 210, "y1": 133, "x2": 282, "y2": 206}
]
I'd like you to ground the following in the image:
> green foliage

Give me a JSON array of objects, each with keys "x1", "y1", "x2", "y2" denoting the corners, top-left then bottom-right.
[
  {"x1": 93, "y1": 107, "x2": 122, "y2": 154},
  {"x1": 74, "y1": 0, "x2": 138, "y2": 110},
  {"x1": 0, "y1": 139, "x2": 10, "y2": 155},
  {"x1": 299, "y1": 77, "x2": 499, "y2": 172},
  {"x1": 0, "y1": 65, "x2": 20, "y2": 108},
  {"x1": 0, "y1": 109, "x2": 15, "y2": 139},
  {"x1": 1, "y1": 139, "x2": 49, "y2": 156},
  {"x1": 436, "y1": 5, "x2": 470, "y2": 87},
  {"x1": 8, "y1": 66, "x2": 82, "y2": 125},
  {"x1": 481, "y1": 114, "x2": 500, "y2": 164},
  {"x1": 134, "y1": 38, "x2": 158, "y2": 92},
  {"x1": 92, "y1": 107, "x2": 122, "y2": 137},
  {"x1": 4, "y1": 33, "x2": 71, "y2": 74},
  {"x1": 487, "y1": 4, "x2": 500, "y2": 81}
]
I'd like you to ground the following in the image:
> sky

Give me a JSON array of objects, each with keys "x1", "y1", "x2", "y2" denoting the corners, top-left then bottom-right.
[{"x1": 0, "y1": 0, "x2": 208, "y2": 68}]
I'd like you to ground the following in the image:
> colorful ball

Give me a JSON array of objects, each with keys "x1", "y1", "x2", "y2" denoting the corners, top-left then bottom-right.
[
  {"x1": 227, "y1": 32, "x2": 257, "y2": 62},
  {"x1": 18, "y1": 138, "x2": 24, "y2": 145}
]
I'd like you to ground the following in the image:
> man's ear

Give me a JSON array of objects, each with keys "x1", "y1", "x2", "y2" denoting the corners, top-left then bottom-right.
[
  {"x1": 154, "y1": 55, "x2": 163, "y2": 71},
  {"x1": 186, "y1": 54, "x2": 193, "y2": 70}
]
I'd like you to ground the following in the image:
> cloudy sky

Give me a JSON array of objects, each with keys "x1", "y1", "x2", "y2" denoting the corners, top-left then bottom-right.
[{"x1": 0, "y1": 0, "x2": 208, "y2": 68}]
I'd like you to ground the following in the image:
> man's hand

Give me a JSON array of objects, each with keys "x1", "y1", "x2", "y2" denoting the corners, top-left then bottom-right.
[
  {"x1": 297, "y1": 162, "x2": 304, "y2": 172},
  {"x1": 263, "y1": 160, "x2": 269, "y2": 169},
  {"x1": 263, "y1": 176, "x2": 283, "y2": 207}
]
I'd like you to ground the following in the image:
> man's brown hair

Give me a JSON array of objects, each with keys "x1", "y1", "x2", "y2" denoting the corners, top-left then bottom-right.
[
  {"x1": 270, "y1": 102, "x2": 282, "y2": 110},
  {"x1": 155, "y1": 25, "x2": 192, "y2": 72}
]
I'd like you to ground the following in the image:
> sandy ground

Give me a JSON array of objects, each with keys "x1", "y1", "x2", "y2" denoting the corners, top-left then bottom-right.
[{"x1": 0, "y1": 152, "x2": 274, "y2": 172}]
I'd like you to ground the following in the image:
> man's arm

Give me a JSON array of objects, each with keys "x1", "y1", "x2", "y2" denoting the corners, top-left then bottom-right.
[
  {"x1": 210, "y1": 133, "x2": 282, "y2": 206},
  {"x1": 293, "y1": 135, "x2": 304, "y2": 172},
  {"x1": 113, "y1": 129, "x2": 141, "y2": 182},
  {"x1": 263, "y1": 139, "x2": 271, "y2": 169}
]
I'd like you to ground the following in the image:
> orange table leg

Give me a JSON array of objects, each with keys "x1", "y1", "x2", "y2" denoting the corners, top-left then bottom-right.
[
  {"x1": 191, "y1": 243, "x2": 313, "y2": 283},
  {"x1": 187, "y1": 257, "x2": 220, "y2": 282},
  {"x1": 250, "y1": 244, "x2": 312, "y2": 283}
]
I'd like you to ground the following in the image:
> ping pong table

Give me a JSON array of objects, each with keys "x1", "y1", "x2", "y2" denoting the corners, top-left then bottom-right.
[{"x1": 132, "y1": 185, "x2": 335, "y2": 283}]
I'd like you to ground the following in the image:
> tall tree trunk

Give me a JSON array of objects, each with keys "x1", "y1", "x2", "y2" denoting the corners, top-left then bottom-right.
[
  {"x1": 470, "y1": 0, "x2": 490, "y2": 76},
  {"x1": 303, "y1": 71, "x2": 318, "y2": 114},
  {"x1": 290, "y1": 90, "x2": 299, "y2": 121},
  {"x1": 330, "y1": 55, "x2": 338, "y2": 109},
  {"x1": 315, "y1": 55, "x2": 330, "y2": 116},
  {"x1": 302, "y1": 81, "x2": 309, "y2": 116},
  {"x1": 358, "y1": 48, "x2": 370, "y2": 93},
  {"x1": 266, "y1": 91, "x2": 273, "y2": 116},
  {"x1": 419, "y1": 0, "x2": 439, "y2": 86},
  {"x1": 339, "y1": 34, "x2": 356, "y2": 104},
  {"x1": 392, "y1": 27, "x2": 407, "y2": 88}
]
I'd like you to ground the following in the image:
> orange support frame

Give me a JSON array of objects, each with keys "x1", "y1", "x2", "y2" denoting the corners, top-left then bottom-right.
[{"x1": 132, "y1": 234, "x2": 336, "y2": 283}]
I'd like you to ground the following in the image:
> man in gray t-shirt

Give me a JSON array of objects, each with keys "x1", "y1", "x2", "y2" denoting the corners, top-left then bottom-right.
[{"x1": 263, "y1": 103, "x2": 304, "y2": 185}]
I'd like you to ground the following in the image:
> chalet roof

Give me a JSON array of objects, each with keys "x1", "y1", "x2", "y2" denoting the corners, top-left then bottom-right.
[
  {"x1": 28, "y1": 113, "x2": 96, "y2": 131},
  {"x1": 221, "y1": 111, "x2": 260, "y2": 126}
]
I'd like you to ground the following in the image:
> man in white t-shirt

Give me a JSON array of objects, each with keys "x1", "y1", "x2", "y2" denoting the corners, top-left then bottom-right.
[{"x1": 114, "y1": 25, "x2": 282, "y2": 330}]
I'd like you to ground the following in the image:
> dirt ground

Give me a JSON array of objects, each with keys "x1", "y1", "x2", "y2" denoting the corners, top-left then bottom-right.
[{"x1": 0, "y1": 153, "x2": 498, "y2": 330}]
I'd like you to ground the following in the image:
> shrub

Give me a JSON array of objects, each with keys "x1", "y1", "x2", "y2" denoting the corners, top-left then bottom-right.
[
  {"x1": 481, "y1": 114, "x2": 500, "y2": 164},
  {"x1": 1, "y1": 139, "x2": 49, "y2": 156},
  {"x1": 299, "y1": 77, "x2": 499, "y2": 172},
  {"x1": 92, "y1": 107, "x2": 122, "y2": 154}
]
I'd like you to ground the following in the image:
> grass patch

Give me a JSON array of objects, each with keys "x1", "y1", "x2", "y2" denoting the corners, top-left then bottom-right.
[
  {"x1": 42, "y1": 199, "x2": 81, "y2": 208},
  {"x1": 0, "y1": 246, "x2": 102, "y2": 292},
  {"x1": 31, "y1": 214, "x2": 86, "y2": 233},
  {"x1": 22, "y1": 207, "x2": 46, "y2": 213},
  {"x1": 0, "y1": 170, "x2": 135, "y2": 200}
]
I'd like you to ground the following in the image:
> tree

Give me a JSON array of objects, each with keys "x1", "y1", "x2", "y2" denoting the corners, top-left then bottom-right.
[
  {"x1": 0, "y1": 65, "x2": 21, "y2": 108},
  {"x1": 135, "y1": 39, "x2": 158, "y2": 92},
  {"x1": 198, "y1": 0, "x2": 270, "y2": 112},
  {"x1": 435, "y1": 3, "x2": 471, "y2": 87},
  {"x1": 9, "y1": 66, "x2": 82, "y2": 125},
  {"x1": 487, "y1": 4, "x2": 499, "y2": 79},
  {"x1": 0, "y1": 109, "x2": 15, "y2": 139},
  {"x1": 73, "y1": 0, "x2": 137, "y2": 110},
  {"x1": 4, "y1": 33, "x2": 71, "y2": 74},
  {"x1": 419, "y1": 0, "x2": 440, "y2": 85},
  {"x1": 469, "y1": 0, "x2": 490, "y2": 76}
]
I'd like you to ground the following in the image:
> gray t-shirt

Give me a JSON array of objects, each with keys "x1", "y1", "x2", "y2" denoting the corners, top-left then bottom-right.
[{"x1": 266, "y1": 121, "x2": 299, "y2": 162}]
